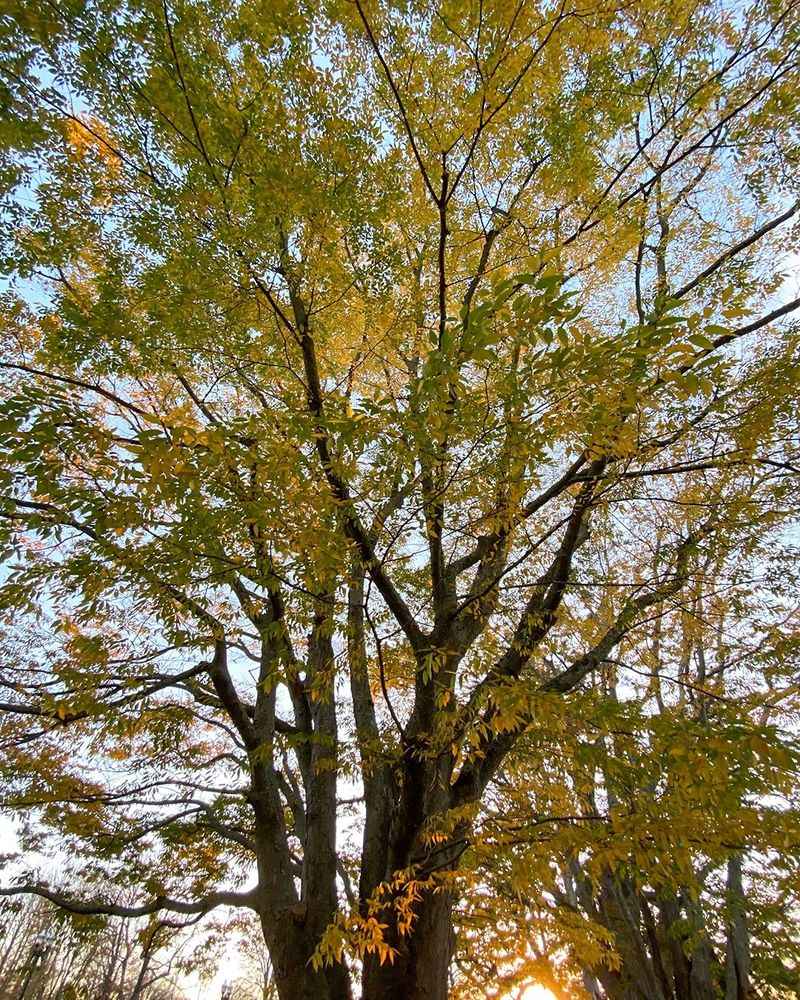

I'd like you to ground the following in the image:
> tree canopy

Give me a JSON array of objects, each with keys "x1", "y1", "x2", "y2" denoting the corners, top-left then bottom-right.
[{"x1": 1, "y1": 0, "x2": 799, "y2": 997}]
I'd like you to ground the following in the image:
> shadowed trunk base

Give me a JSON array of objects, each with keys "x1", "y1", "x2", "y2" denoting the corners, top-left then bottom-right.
[{"x1": 361, "y1": 887, "x2": 455, "y2": 1000}]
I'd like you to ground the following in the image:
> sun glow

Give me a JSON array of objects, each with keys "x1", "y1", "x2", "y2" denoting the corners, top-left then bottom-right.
[{"x1": 519, "y1": 987, "x2": 558, "y2": 1000}]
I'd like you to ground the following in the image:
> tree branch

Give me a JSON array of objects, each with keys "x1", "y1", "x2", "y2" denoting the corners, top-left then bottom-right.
[{"x1": 0, "y1": 884, "x2": 257, "y2": 917}]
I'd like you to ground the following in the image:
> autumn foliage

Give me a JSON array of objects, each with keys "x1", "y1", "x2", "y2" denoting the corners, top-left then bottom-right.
[{"x1": 1, "y1": 0, "x2": 799, "y2": 997}]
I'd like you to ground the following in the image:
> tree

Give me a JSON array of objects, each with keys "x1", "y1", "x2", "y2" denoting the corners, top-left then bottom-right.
[
  {"x1": 1, "y1": 0, "x2": 799, "y2": 997},
  {"x1": 0, "y1": 886, "x2": 191, "y2": 999},
  {"x1": 224, "y1": 912, "x2": 279, "y2": 1000}
]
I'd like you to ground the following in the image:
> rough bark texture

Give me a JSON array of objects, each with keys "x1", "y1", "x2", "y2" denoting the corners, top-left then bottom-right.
[
  {"x1": 567, "y1": 869, "x2": 756, "y2": 1000},
  {"x1": 362, "y1": 889, "x2": 455, "y2": 1000}
]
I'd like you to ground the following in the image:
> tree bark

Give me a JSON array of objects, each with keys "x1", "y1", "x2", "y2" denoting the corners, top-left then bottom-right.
[
  {"x1": 596, "y1": 872, "x2": 667, "y2": 1000},
  {"x1": 361, "y1": 886, "x2": 455, "y2": 1000},
  {"x1": 260, "y1": 915, "x2": 350, "y2": 1000},
  {"x1": 724, "y1": 855, "x2": 750, "y2": 1000}
]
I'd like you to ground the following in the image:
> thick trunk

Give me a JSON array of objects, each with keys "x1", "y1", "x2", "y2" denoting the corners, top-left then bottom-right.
[
  {"x1": 259, "y1": 887, "x2": 453, "y2": 1000},
  {"x1": 361, "y1": 886, "x2": 455, "y2": 1000},
  {"x1": 596, "y1": 872, "x2": 668, "y2": 1000},
  {"x1": 260, "y1": 915, "x2": 350, "y2": 1000},
  {"x1": 349, "y1": 583, "x2": 460, "y2": 1000},
  {"x1": 250, "y1": 611, "x2": 351, "y2": 1000}
]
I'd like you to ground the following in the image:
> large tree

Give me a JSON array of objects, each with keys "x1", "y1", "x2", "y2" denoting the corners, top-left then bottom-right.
[{"x1": 1, "y1": 0, "x2": 799, "y2": 997}]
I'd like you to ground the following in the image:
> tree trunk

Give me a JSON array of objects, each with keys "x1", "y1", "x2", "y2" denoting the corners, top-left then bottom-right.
[
  {"x1": 361, "y1": 886, "x2": 455, "y2": 1000},
  {"x1": 259, "y1": 888, "x2": 454, "y2": 1000},
  {"x1": 260, "y1": 914, "x2": 350, "y2": 1000},
  {"x1": 596, "y1": 872, "x2": 667, "y2": 1000},
  {"x1": 685, "y1": 896, "x2": 718, "y2": 1000},
  {"x1": 658, "y1": 893, "x2": 691, "y2": 1000},
  {"x1": 130, "y1": 923, "x2": 162, "y2": 1000},
  {"x1": 724, "y1": 855, "x2": 750, "y2": 1000}
]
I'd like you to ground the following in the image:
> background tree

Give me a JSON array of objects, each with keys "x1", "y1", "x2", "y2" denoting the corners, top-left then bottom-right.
[
  {"x1": 226, "y1": 914, "x2": 279, "y2": 1000},
  {"x1": 0, "y1": 887, "x2": 193, "y2": 998},
  {"x1": 1, "y1": 0, "x2": 799, "y2": 998},
  {"x1": 450, "y1": 512, "x2": 800, "y2": 998}
]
